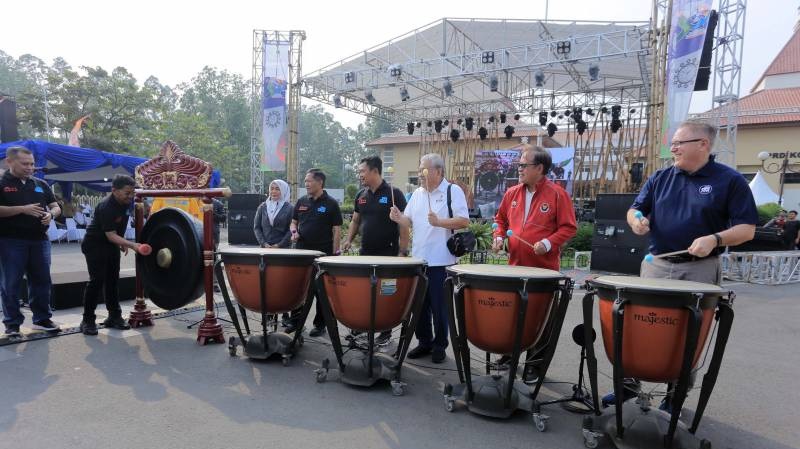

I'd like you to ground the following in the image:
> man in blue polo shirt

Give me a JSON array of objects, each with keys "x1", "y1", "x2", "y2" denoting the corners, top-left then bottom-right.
[
  {"x1": 605, "y1": 121, "x2": 757, "y2": 410},
  {"x1": 628, "y1": 121, "x2": 757, "y2": 284}
]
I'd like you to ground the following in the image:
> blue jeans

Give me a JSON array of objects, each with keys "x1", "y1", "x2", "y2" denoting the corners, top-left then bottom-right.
[
  {"x1": 0, "y1": 237, "x2": 53, "y2": 326},
  {"x1": 415, "y1": 266, "x2": 449, "y2": 351}
]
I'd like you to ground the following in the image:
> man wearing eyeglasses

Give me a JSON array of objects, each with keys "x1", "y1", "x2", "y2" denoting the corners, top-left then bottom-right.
[
  {"x1": 628, "y1": 121, "x2": 757, "y2": 284},
  {"x1": 492, "y1": 145, "x2": 577, "y2": 271}
]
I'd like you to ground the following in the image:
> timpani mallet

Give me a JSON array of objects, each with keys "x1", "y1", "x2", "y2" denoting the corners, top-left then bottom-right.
[
  {"x1": 422, "y1": 168, "x2": 432, "y2": 212},
  {"x1": 643, "y1": 249, "x2": 691, "y2": 263},
  {"x1": 386, "y1": 166, "x2": 396, "y2": 207},
  {"x1": 505, "y1": 229, "x2": 538, "y2": 252}
]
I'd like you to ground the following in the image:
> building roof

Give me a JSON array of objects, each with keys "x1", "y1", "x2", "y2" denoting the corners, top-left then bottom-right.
[
  {"x1": 751, "y1": 27, "x2": 800, "y2": 93},
  {"x1": 695, "y1": 87, "x2": 800, "y2": 126}
]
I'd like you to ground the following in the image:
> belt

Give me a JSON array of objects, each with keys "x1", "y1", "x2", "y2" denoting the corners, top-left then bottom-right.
[{"x1": 660, "y1": 250, "x2": 719, "y2": 264}]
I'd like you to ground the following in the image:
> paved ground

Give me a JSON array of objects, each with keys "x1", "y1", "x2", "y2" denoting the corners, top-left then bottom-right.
[{"x1": 1, "y1": 242, "x2": 799, "y2": 449}]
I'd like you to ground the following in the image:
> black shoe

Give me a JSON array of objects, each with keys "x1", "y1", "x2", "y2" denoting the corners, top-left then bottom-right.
[
  {"x1": 432, "y1": 349, "x2": 446, "y2": 364},
  {"x1": 309, "y1": 326, "x2": 326, "y2": 337},
  {"x1": 280, "y1": 314, "x2": 291, "y2": 328},
  {"x1": 376, "y1": 331, "x2": 391, "y2": 346},
  {"x1": 284, "y1": 322, "x2": 299, "y2": 334},
  {"x1": 4, "y1": 324, "x2": 21, "y2": 337},
  {"x1": 103, "y1": 316, "x2": 131, "y2": 330},
  {"x1": 407, "y1": 345, "x2": 433, "y2": 359},
  {"x1": 80, "y1": 321, "x2": 98, "y2": 336},
  {"x1": 32, "y1": 319, "x2": 61, "y2": 332},
  {"x1": 213, "y1": 284, "x2": 221, "y2": 293}
]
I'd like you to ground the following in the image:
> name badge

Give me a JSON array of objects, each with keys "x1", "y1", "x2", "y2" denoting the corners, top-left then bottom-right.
[
  {"x1": 317, "y1": 206, "x2": 327, "y2": 213},
  {"x1": 34, "y1": 186, "x2": 44, "y2": 193}
]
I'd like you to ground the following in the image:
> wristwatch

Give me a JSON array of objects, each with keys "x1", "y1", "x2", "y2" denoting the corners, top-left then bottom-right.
[{"x1": 713, "y1": 233, "x2": 722, "y2": 247}]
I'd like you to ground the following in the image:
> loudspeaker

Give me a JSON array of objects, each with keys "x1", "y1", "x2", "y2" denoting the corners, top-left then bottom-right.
[
  {"x1": 694, "y1": 10, "x2": 718, "y2": 92},
  {"x1": 629, "y1": 162, "x2": 643, "y2": 185},
  {"x1": 227, "y1": 193, "x2": 263, "y2": 245},
  {"x1": 0, "y1": 98, "x2": 20, "y2": 143},
  {"x1": 591, "y1": 194, "x2": 650, "y2": 275}
]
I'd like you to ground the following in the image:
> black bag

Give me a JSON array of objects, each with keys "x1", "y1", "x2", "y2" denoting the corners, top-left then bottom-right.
[{"x1": 445, "y1": 183, "x2": 476, "y2": 257}]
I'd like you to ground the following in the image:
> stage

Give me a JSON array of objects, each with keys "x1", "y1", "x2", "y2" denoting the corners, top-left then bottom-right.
[{"x1": 0, "y1": 240, "x2": 798, "y2": 449}]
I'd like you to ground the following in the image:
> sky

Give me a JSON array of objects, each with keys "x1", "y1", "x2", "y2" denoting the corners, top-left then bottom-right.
[{"x1": 1, "y1": 0, "x2": 796, "y2": 129}]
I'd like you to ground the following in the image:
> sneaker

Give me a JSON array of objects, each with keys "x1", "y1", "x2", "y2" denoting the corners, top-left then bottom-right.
[
  {"x1": 601, "y1": 386, "x2": 640, "y2": 408},
  {"x1": 375, "y1": 331, "x2": 391, "y2": 346},
  {"x1": 80, "y1": 321, "x2": 98, "y2": 336},
  {"x1": 407, "y1": 345, "x2": 433, "y2": 359},
  {"x1": 309, "y1": 326, "x2": 326, "y2": 337},
  {"x1": 4, "y1": 324, "x2": 21, "y2": 337},
  {"x1": 103, "y1": 316, "x2": 131, "y2": 330},
  {"x1": 32, "y1": 319, "x2": 61, "y2": 332},
  {"x1": 432, "y1": 348, "x2": 447, "y2": 364}
]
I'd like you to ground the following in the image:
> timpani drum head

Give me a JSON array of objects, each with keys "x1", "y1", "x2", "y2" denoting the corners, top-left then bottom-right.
[
  {"x1": 221, "y1": 248, "x2": 323, "y2": 313},
  {"x1": 447, "y1": 264, "x2": 566, "y2": 354},
  {"x1": 589, "y1": 275, "x2": 725, "y2": 382},
  {"x1": 316, "y1": 256, "x2": 426, "y2": 332}
]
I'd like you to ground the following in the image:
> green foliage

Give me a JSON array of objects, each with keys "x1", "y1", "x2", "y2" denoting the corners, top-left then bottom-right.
[
  {"x1": 345, "y1": 184, "x2": 359, "y2": 202},
  {"x1": 565, "y1": 222, "x2": 594, "y2": 252},
  {"x1": 757, "y1": 203, "x2": 783, "y2": 225},
  {"x1": 468, "y1": 220, "x2": 494, "y2": 251}
]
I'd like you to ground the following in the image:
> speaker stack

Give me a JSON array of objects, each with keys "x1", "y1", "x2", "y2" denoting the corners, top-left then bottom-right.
[
  {"x1": 590, "y1": 194, "x2": 650, "y2": 275},
  {"x1": 227, "y1": 193, "x2": 263, "y2": 245},
  {"x1": 0, "y1": 97, "x2": 20, "y2": 143}
]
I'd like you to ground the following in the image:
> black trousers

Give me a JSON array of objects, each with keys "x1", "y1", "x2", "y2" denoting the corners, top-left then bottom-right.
[
  {"x1": 82, "y1": 244, "x2": 122, "y2": 322},
  {"x1": 291, "y1": 242, "x2": 333, "y2": 329}
]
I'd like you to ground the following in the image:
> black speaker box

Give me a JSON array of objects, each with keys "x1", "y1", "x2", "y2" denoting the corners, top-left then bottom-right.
[
  {"x1": 0, "y1": 98, "x2": 20, "y2": 143},
  {"x1": 227, "y1": 193, "x2": 263, "y2": 245}
]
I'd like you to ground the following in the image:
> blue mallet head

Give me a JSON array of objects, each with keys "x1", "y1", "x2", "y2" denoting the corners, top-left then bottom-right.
[
  {"x1": 634, "y1": 210, "x2": 643, "y2": 219},
  {"x1": 644, "y1": 254, "x2": 654, "y2": 263},
  {"x1": 506, "y1": 230, "x2": 513, "y2": 237},
  {"x1": 491, "y1": 223, "x2": 498, "y2": 230}
]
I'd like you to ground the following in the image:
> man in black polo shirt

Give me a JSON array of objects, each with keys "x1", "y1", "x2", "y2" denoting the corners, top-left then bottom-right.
[
  {"x1": 604, "y1": 121, "x2": 758, "y2": 411},
  {"x1": 0, "y1": 146, "x2": 62, "y2": 336},
  {"x1": 288, "y1": 168, "x2": 342, "y2": 337},
  {"x1": 79, "y1": 174, "x2": 146, "y2": 335},
  {"x1": 342, "y1": 155, "x2": 409, "y2": 345}
]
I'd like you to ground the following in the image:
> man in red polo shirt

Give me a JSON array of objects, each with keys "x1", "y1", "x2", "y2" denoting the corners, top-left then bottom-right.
[
  {"x1": 492, "y1": 145, "x2": 576, "y2": 270},
  {"x1": 491, "y1": 145, "x2": 577, "y2": 372}
]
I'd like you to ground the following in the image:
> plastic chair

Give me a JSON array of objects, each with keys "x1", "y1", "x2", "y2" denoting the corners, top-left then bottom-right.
[
  {"x1": 48, "y1": 221, "x2": 67, "y2": 243},
  {"x1": 66, "y1": 218, "x2": 86, "y2": 242}
]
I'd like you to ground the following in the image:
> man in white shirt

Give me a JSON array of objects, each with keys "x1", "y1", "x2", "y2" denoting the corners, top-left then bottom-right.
[{"x1": 390, "y1": 153, "x2": 469, "y2": 363}]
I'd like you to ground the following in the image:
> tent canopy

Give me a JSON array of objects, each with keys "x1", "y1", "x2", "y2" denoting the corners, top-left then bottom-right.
[
  {"x1": 0, "y1": 140, "x2": 221, "y2": 199},
  {"x1": 748, "y1": 170, "x2": 780, "y2": 206}
]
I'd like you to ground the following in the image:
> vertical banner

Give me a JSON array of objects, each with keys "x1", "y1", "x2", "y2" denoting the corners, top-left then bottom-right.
[
  {"x1": 660, "y1": 0, "x2": 714, "y2": 158},
  {"x1": 262, "y1": 36, "x2": 290, "y2": 171}
]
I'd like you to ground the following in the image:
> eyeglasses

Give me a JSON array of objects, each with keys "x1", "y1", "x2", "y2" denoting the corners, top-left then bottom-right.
[
  {"x1": 670, "y1": 138, "x2": 705, "y2": 148},
  {"x1": 517, "y1": 163, "x2": 540, "y2": 169}
]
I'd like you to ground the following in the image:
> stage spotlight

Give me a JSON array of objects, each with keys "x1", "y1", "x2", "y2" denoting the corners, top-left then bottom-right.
[
  {"x1": 538, "y1": 111, "x2": 548, "y2": 127},
  {"x1": 457, "y1": 118, "x2": 463, "y2": 125},
  {"x1": 443, "y1": 119, "x2": 449, "y2": 126},
  {"x1": 500, "y1": 112, "x2": 507, "y2": 123},
  {"x1": 601, "y1": 106, "x2": 609, "y2": 114},
  {"x1": 611, "y1": 105, "x2": 622, "y2": 117},
  {"x1": 586, "y1": 108, "x2": 594, "y2": 116},
  {"x1": 547, "y1": 122, "x2": 558, "y2": 137},
  {"x1": 364, "y1": 89, "x2": 375, "y2": 104},
  {"x1": 426, "y1": 121, "x2": 432, "y2": 128},
  {"x1": 416, "y1": 122, "x2": 421, "y2": 128},
  {"x1": 629, "y1": 108, "x2": 637, "y2": 114},
  {"x1": 450, "y1": 129, "x2": 460, "y2": 142},
  {"x1": 344, "y1": 71, "x2": 356, "y2": 84},
  {"x1": 534, "y1": 70, "x2": 545, "y2": 87},
  {"x1": 442, "y1": 79, "x2": 453, "y2": 97},
  {"x1": 407, "y1": 122, "x2": 415, "y2": 135},
  {"x1": 488, "y1": 74, "x2": 498, "y2": 92},
  {"x1": 514, "y1": 113, "x2": 520, "y2": 121},
  {"x1": 576, "y1": 119, "x2": 587, "y2": 135},
  {"x1": 564, "y1": 110, "x2": 572, "y2": 117},
  {"x1": 588, "y1": 63, "x2": 600, "y2": 81},
  {"x1": 333, "y1": 94, "x2": 343, "y2": 109},
  {"x1": 482, "y1": 51, "x2": 495, "y2": 64},
  {"x1": 465, "y1": 117, "x2": 474, "y2": 131},
  {"x1": 558, "y1": 114, "x2": 564, "y2": 120},
  {"x1": 550, "y1": 110, "x2": 557, "y2": 117},
  {"x1": 488, "y1": 116, "x2": 495, "y2": 123},
  {"x1": 478, "y1": 127, "x2": 488, "y2": 140},
  {"x1": 556, "y1": 41, "x2": 571, "y2": 55},
  {"x1": 610, "y1": 118, "x2": 622, "y2": 133},
  {"x1": 400, "y1": 86, "x2": 410, "y2": 101},
  {"x1": 504, "y1": 125, "x2": 515, "y2": 139},
  {"x1": 389, "y1": 64, "x2": 403, "y2": 77},
  {"x1": 434, "y1": 120, "x2": 443, "y2": 133}
]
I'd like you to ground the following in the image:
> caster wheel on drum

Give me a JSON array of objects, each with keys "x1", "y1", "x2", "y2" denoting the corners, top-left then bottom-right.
[
  {"x1": 282, "y1": 356, "x2": 291, "y2": 367},
  {"x1": 443, "y1": 383, "x2": 453, "y2": 396},
  {"x1": 583, "y1": 435, "x2": 598, "y2": 448},
  {"x1": 533, "y1": 413, "x2": 549, "y2": 432},
  {"x1": 390, "y1": 380, "x2": 406, "y2": 396},
  {"x1": 228, "y1": 336, "x2": 238, "y2": 357},
  {"x1": 314, "y1": 368, "x2": 327, "y2": 383},
  {"x1": 444, "y1": 396, "x2": 455, "y2": 412}
]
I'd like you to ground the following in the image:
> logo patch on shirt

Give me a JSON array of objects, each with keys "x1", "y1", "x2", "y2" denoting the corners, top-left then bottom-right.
[
  {"x1": 511, "y1": 200, "x2": 518, "y2": 208},
  {"x1": 540, "y1": 202, "x2": 550, "y2": 213},
  {"x1": 379, "y1": 196, "x2": 388, "y2": 204},
  {"x1": 317, "y1": 206, "x2": 327, "y2": 213},
  {"x1": 358, "y1": 197, "x2": 367, "y2": 205},
  {"x1": 298, "y1": 205, "x2": 309, "y2": 212},
  {"x1": 34, "y1": 186, "x2": 44, "y2": 193},
  {"x1": 3, "y1": 187, "x2": 17, "y2": 193},
  {"x1": 699, "y1": 185, "x2": 712, "y2": 195}
]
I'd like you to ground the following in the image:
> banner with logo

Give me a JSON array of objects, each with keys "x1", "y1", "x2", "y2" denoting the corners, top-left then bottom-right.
[
  {"x1": 660, "y1": 0, "x2": 714, "y2": 158},
  {"x1": 262, "y1": 36, "x2": 291, "y2": 171}
]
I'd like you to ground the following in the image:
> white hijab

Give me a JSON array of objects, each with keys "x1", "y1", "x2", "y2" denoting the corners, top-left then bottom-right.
[{"x1": 266, "y1": 179, "x2": 290, "y2": 225}]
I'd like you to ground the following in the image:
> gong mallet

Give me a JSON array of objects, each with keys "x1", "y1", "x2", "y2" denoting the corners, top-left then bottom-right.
[
  {"x1": 422, "y1": 168, "x2": 432, "y2": 212},
  {"x1": 386, "y1": 166, "x2": 396, "y2": 207},
  {"x1": 137, "y1": 243, "x2": 152, "y2": 256}
]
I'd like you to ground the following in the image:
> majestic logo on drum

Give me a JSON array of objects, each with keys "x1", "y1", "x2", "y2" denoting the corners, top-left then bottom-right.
[
  {"x1": 699, "y1": 185, "x2": 712, "y2": 195},
  {"x1": 478, "y1": 297, "x2": 512, "y2": 308},
  {"x1": 634, "y1": 312, "x2": 679, "y2": 326},
  {"x1": 540, "y1": 202, "x2": 550, "y2": 213}
]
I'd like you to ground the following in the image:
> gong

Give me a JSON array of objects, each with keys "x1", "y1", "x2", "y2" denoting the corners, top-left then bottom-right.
[{"x1": 139, "y1": 207, "x2": 205, "y2": 310}]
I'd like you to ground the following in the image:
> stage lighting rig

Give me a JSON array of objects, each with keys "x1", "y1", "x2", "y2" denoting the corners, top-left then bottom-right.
[
  {"x1": 364, "y1": 89, "x2": 375, "y2": 104},
  {"x1": 588, "y1": 63, "x2": 600, "y2": 81},
  {"x1": 504, "y1": 125, "x2": 515, "y2": 139},
  {"x1": 547, "y1": 122, "x2": 558, "y2": 137},
  {"x1": 399, "y1": 86, "x2": 410, "y2": 102},
  {"x1": 450, "y1": 129, "x2": 460, "y2": 142},
  {"x1": 465, "y1": 117, "x2": 475, "y2": 131},
  {"x1": 407, "y1": 122, "x2": 415, "y2": 135},
  {"x1": 534, "y1": 70, "x2": 545, "y2": 87},
  {"x1": 434, "y1": 120, "x2": 443, "y2": 133},
  {"x1": 538, "y1": 111, "x2": 548, "y2": 127},
  {"x1": 389, "y1": 64, "x2": 403, "y2": 77},
  {"x1": 556, "y1": 41, "x2": 571, "y2": 55},
  {"x1": 488, "y1": 74, "x2": 498, "y2": 92},
  {"x1": 442, "y1": 79, "x2": 453, "y2": 97},
  {"x1": 344, "y1": 71, "x2": 356, "y2": 84},
  {"x1": 500, "y1": 113, "x2": 507, "y2": 123},
  {"x1": 478, "y1": 127, "x2": 488, "y2": 140},
  {"x1": 481, "y1": 51, "x2": 495, "y2": 64},
  {"x1": 333, "y1": 94, "x2": 343, "y2": 108}
]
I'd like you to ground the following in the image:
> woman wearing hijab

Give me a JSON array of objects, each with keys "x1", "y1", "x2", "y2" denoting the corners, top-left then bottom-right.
[{"x1": 253, "y1": 179, "x2": 293, "y2": 248}]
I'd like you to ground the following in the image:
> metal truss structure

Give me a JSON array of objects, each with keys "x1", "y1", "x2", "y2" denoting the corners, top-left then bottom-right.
[{"x1": 250, "y1": 30, "x2": 305, "y2": 196}]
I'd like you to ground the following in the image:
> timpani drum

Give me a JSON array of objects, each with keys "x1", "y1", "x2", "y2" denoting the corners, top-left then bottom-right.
[
  {"x1": 215, "y1": 248, "x2": 324, "y2": 363},
  {"x1": 313, "y1": 256, "x2": 428, "y2": 394},
  {"x1": 581, "y1": 275, "x2": 734, "y2": 449},
  {"x1": 443, "y1": 264, "x2": 573, "y2": 425}
]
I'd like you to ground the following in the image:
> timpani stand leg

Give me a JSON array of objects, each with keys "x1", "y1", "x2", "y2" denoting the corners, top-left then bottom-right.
[
  {"x1": 690, "y1": 297, "x2": 734, "y2": 434},
  {"x1": 258, "y1": 256, "x2": 270, "y2": 354},
  {"x1": 454, "y1": 281, "x2": 473, "y2": 399},
  {"x1": 612, "y1": 298, "x2": 628, "y2": 439},
  {"x1": 444, "y1": 277, "x2": 466, "y2": 384},
  {"x1": 583, "y1": 290, "x2": 601, "y2": 415},
  {"x1": 504, "y1": 286, "x2": 529, "y2": 411},
  {"x1": 315, "y1": 269, "x2": 345, "y2": 376},
  {"x1": 664, "y1": 303, "x2": 703, "y2": 448},
  {"x1": 394, "y1": 268, "x2": 428, "y2": 368},
  {"x1": 367, "y1": 269, "x2": 377, "y2": 380},
  {"x1": 215, "y1": 261, "x2": 247, "y2": 356}
]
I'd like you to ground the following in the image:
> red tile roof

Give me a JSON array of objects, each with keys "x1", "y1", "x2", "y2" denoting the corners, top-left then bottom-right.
[
  {"x1": 696, "y1": 87, "x2": 800, "y2": 126},
  {"x1": 751, "y1": 28, "x2": 800, "y2": 92}
]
